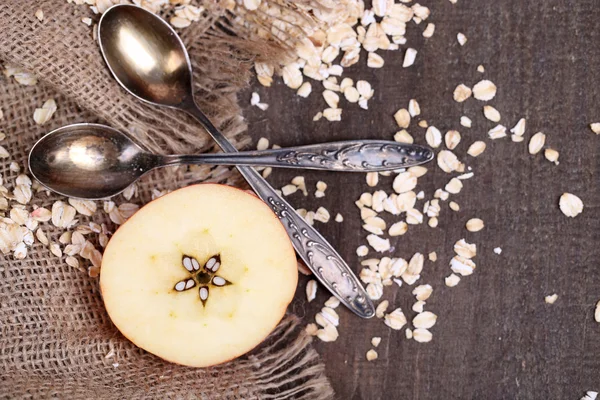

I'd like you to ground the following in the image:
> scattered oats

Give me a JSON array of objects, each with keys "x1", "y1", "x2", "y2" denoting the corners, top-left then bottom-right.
[
  {"x1": 422, "y1": 23, "x2": 435, "y2": 38},
  {"x1": 445, "y1": 178, "x2": 463, "y2": 194},
  {"x1": 314, "y1": 207, "x2": 331, "y2": 223},
  {"x1": 313, "y1": 112, "x2": 323, "y2": 121},
  {"x1": 434, "y1": 189, "x2": 449, "y2": 201},
  {"x1": 360, "y1": 192, "x2": 373, "y2": 208},
  {"x1": 68, "y1": 198, "x2": 96, "y2": 216},
  {"x1": 394, "y1": 108, "x2": 411, "y2": 129},
  {"x1": 35, "y1": 9, "x2": 44, "y2": 21},
  {"x1": 406, "y1": 208, "x2": 423, "y2": 225},
  {"x1": 491, "y1": 247, "x2": 502, "y2": 255},
  {"x1": 405, "y1": 328, "x2": 413, "y2": 339},
  {"x1": 394, "y1": 130, "x2": 414, "y2": 143},
  {"x1": 366, "y1": 172, "x2": 379, "y2": 187},
  {"x1": 407, "y1": 167, "x2": 427, "y2": 179},
  {"x1": 450, "y1": 255, "x2": 476, "y2": 276},
  {"x1": 581, "y1": 391, "x2": 599, "y2": 400},
  {"x1": 457, "y1": 32, "x2": 467, "y2": 46},
  {"x1": 467, "y1": 141, "x2": 486, "y2": 157},
  {"x1": 65, "y1": 256, "x2": 79, "y2": 269},
  {"x1": 35, "y1": 228, "x2": 49, "y2": 246},
  {"x1": 406, "y1": 100, "x2": 421, "y2": 119},
  {"x1": 82, "y1": 17, "x2": 92, "y2": 26},
  {"x1": 457, "y1": 172, "x2": 474, "y2": 180},
  {"x1": 510, "y1": 118, "x2": 526, "y2": 140},
  {"x1": 343, "y1": 86, "x2": 360, "y2": 103},
  {"x1": 488, "y1": 124, "x2": 507, "y2": 140},
  {"x1": 170, "y1": 16, "x2": 191, "y2": 28},
  {"x1": 281, "y1": 184, "x2": 298, "y2": 196},
  {"x1": 454, "y1": 239, "x2": 476, "y2": 258},
  {"x1": 361, "y1": 208, "x2": 377, "y2": 220},
  {"x1": 367, "y1": 234, "x2": 391, "y2": 253},
  {"x1": 33, "y1": 99, "x2": 57, "y2": 125},
  {"x1": 305, "y1": 323, "x2": 319, "y2": 336},
  {"x1": 528, "y1": 132, "x2": 546, "y2": 154},
  {"x1": 366, "y1": 282, "x2": 384, "y2": 300},
  {"x1": 9, "y1": 162, "x2": 20, "y2": 172},
  {"x1": 256, "y1": 137, "x2": 269, "y2": 151},
  {"x1": 403, "y1": 48, "x2": 417, "y2": 68},
  {"x1": 291, "y1": 176, "x2": 308, "y2": 196},
  {"x1": 437, "y1": 150, "x2": 462, "y2": 173},
  {"x1": 460, "y1": 116, "x2": 472, "y2": 128},
  {"x1": 559, "y1": 193, "x2": 583, "y2": 218},
  {"x1": 58, "y1": 231, "x2": 72, "y2": 245},
  {"x1": 472, "y1": 80, "x2": 497, "y2": 101},
  {"x1": 306, "y1": 280, "x2": 317, "y2": 302},
  {"x1": 384, "y1": 308, "x2": 407, "y2": 330},
  {"x1": 590, "y1": 123, "x2": 600, "y2": 135},
  {"x1": 477, "y1": 65, "x2": 485, "y2": 73},
  {"x1": 366, "y1": 349, "x2": 378, "y2": 361},
  {"x1": 367, "y1": 52, "x2": 385, "y2": 68},
  {"x1": 595, "y1": 300, "x2": 600, "y2": 323},
  {"x1": 321, "y1": 307, "x2": 339, "y2": 326},
  {"x1": 443, "y1": 130, "x2": 461, "y2": 150},
  {"x1": 334, "y1": 213, "x2": 343, "y2": 223},
  {"x1": 425, "y1": 126, "x2": 442, "y2": 148},
  {"x1": 12, "y1": 242, "x2": 27, "y2": 260},
  {"x1": 413, "y1": 311, "x2": 437, "y2": 329},
  {"x1": 356, "y1": 81, "x2": 373, "y2": 99},
  {"x1": 418, "y1": 120, "x2": 429, "y2": 128},
  {"x1": 466, "y1": 218, "x2": 484, "y2": 232},
  {"x1": 296, "y1": 82, "x2": 312, "y2": 98},
  {"x1": 372, "y1": 190, "x2": 387, "y2": 212},
  {"x1": 413, "y1": 284, "x2": 433, "y2": 301},
  {"x1": 51, "y1": 201, "x2": 76, "y2": 228},
  {"x1": 316, "y1": 324, "x2": 339, "y2": 342},
  {"x1": 393, "y1": 172, "x2": 417, "y2": 194},
  {"x1": 261, "y1": 167, "x2": 272, "y2": 179},
  {"x1": 325, "y1": 296, "x2": 340, "y2": 309},
  {"x1": 99, "y1": 233, "x2": 109, "y2": 248},
  {"x1": 483, "y1": 105, "x2": 501, "y2": 122},
  {"x1": 356, "y1": 245, "x2": 369, "y2": 257},
  {"x1": 13, "y1": 185, "x2": 32, "y2": 205},
  {"x1": 449, "y1": 201, "x2": 460, "y2": 212},
  {"x1": 370, "y1": 337, "x2": 382, "y2": 348},
  {"x1": 388, "y1": 221, "x2": 408, "y2": 237},
  {"x1": 49, "y1": 242, "x2": 62, "y2": 258},
  {"x1": 445, "y1": 273, "x2": 461, "y2": 287},
  {"x1": 323, "y1": 90, "x2": 340, "y2": 109},
  {"x1": 453, "y1": 84, "x2": 472, "y2": 103},
  {"x1": 323, "y1": 108, "x2": 342, "y2": 122},
  {"x1": 427, "y1": 217, "x2": 438, "y2": 228},
  {"x1": 545, "y1": 294, "x2": 558, "y2": 304},
  {"x1": 375, "y1": 300, "x2": 389, "y2": 319},
  {"x1": 412, "y1": 300, "x2": 425, "y2": 314},
  {"x1": 413, "y1": 328, "x2": 433, "y2": 343},
  {"x1": 544, "y1": 148, "x2": 559, "y2": 165}
]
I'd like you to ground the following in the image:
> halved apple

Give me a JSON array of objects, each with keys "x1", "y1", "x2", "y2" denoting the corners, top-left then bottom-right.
[{"x1": 100, "y1": 184, "x2": 298, "y2": 367}]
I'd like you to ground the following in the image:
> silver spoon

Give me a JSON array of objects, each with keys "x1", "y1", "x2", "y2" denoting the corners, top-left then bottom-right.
[
  {"x1": 29, "y1": 123, "x2": 433, "y2": 199},
  {"x1": 98, "y1": 4, "x2": 389, "y2": 318}
]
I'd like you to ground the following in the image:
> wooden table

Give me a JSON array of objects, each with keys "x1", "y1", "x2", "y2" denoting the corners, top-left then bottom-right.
[{"x1": 243, "y1": 0, "x2": 600, "y2": 397}]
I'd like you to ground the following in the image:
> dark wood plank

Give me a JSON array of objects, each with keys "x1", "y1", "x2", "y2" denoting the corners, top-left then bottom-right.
[{"x1": 243, "y1": 0, "x2": 600, "y2": 398}]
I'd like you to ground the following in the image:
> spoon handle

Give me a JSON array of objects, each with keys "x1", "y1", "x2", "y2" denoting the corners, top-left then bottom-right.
[
  {"x1": 185, "y1": 104, "x2": 375, "y2": 318},
  {"x1": 163, "y1": 140, "x2": 433, "y2": 172}
]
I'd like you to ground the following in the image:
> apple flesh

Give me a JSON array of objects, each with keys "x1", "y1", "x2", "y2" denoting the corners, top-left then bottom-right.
[{"x1": 100, "y1": 184, "x2": 298, "y2": 367}]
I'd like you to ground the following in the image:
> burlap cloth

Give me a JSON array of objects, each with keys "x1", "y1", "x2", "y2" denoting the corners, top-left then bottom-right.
[{"x1": 0, "y1": 1, "x2": 333, "y2": 398}]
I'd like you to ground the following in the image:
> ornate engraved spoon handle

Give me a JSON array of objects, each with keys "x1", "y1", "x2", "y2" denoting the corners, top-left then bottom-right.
[{"x1": 165, "y1": 140, "x2": 434, "y2": 172}]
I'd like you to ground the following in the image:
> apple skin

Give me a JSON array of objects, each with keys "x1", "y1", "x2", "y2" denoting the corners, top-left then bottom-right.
[{"x1": 100, "y1": 183, "x2": 298, "y2": 367}]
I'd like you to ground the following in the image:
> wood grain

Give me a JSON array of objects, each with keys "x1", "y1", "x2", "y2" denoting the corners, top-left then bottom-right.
[{"x1": 243, "y1": 0, "x2": 600, "y2": 398}]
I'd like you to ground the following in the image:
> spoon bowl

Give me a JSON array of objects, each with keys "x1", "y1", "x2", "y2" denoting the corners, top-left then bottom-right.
[
  {"x1": 98, "y1": 5, "x2": 193, "y2": 108},
  {"x1": 29, "y1": 123, "x2": 158, "y2": 199}
]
